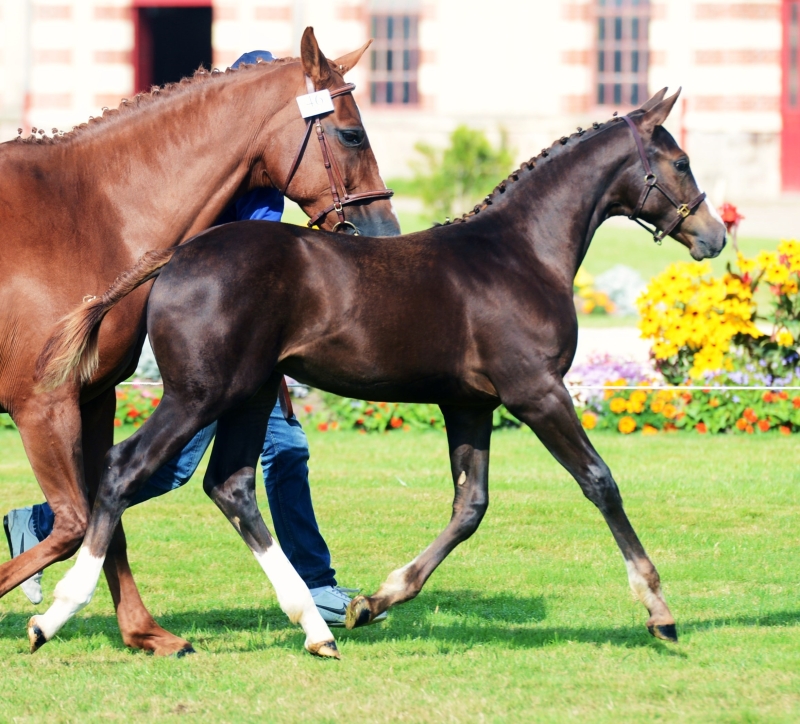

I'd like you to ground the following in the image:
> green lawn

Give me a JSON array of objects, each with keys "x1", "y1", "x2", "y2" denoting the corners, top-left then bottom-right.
[{"x1": 1, "y1": 427, "x2": 799, "y2": 722}]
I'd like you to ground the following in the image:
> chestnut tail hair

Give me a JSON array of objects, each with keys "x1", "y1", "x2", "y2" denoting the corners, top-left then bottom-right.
[{"x1": 35, "y1": 248, "x2": 179, "y2": 391}]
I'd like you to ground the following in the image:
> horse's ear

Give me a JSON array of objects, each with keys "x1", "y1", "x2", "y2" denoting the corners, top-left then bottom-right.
[
  {"x1": 300, "y1": 27, "x2": 332, "y2": 87},
  {"x1": 332, "y1": 39, "x2": 373, "y2": 75},
  {"x1": 639, "y1": 87, "x2": 668, "y2": 112},
  {"x1": 640, "y1": 87, "x2": 681, "y2": 133}
]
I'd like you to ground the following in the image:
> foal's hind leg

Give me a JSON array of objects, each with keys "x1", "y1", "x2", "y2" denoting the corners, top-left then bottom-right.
[
  {"x1": 203, "y1": 385, "x2": 339, "y2": 659},
  {"x1": 506, "y1": 376, "x2": 677, "y2": 642},
  {"x1": 347, "y1": 405, "x2": 493, "y2": 628}
]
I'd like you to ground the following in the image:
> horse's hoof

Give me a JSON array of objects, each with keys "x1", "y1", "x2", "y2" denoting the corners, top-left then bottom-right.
[
  {"x1": 345, "y1": 595, "x2": 372, "y2": 630},
  {"x1": 173, "y1": 643, "x2": 196, "y2": 659},
  {"x1": 647, "y1": 623, "x2": 678, "y2": 642},
  {"x1": 306, "y1": 639, "x2": 341, "y2": 660},
  {"x1": 27, "y1": 617, "x2": 47, "y2": 654}
]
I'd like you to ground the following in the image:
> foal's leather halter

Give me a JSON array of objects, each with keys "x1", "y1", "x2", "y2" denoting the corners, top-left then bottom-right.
[
  {"x1": 280, "y1": 77, "x2": 394, "y2": 235},
  {"x1": 622, "y1": 115, "x2": 706, "y2": 244}
]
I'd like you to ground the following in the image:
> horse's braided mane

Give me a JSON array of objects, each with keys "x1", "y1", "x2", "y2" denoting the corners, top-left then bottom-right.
[
  {"x1": 439, "y1": 112, "x2": 637, "y2": 226},
  {"x1": 12, "y1": 56, "x2": 302, "y2": 146}
]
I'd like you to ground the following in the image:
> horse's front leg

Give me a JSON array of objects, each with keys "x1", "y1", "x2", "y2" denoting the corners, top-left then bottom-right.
[
  {"x1": 346, "y1": 405, "x2": 494, "y2": 628},
  {"x1": 81, "y1": 387, "x2": 194, "y2": 656},
  {"x1": 505, "y1": 375, "x2": 677, "y2": 642},
  {"x1": 28, "y1": 395, "x2": 208, "y2": 652},
  {"x1": 203, "y1": 384, "x2": 339, "y2": 659}
]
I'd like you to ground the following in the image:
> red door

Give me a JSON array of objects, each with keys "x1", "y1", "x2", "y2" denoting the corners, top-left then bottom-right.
[{"x1": 782, "y1": 0, "x2": 800, "y2": 190}]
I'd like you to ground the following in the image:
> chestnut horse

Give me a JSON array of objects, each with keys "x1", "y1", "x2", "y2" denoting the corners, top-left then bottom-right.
[
  {"x1": 31, "y1": 90, "x2": 725, "y2": 657},
  {"x1": 0, "y1": 27, "x2": 399, "y2": 656}
]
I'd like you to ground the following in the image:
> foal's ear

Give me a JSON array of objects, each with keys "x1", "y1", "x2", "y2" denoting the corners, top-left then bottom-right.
[
  {"x1": 301, "y1": 26, "x2": 332, "y2": 87},
  {"x1": 333, "y1": 39, "x2": 373, "y2": 75},
  {"x1": 639, "y1": 87, "x2": 668, "y2": 112},
  {"x1": 640, "y1": 87, "x2": 681, "y2": 134}
]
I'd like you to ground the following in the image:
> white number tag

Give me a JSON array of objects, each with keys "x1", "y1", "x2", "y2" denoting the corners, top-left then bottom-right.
[{"x1": 296, "y1": 89, "x2": 335, "y2": 119}]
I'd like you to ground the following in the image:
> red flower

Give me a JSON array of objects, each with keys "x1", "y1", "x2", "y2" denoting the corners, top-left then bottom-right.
[
  {"x1": 304, "y1": 404, "x2": 313, "y2": 414},
  {"x1": 390, "y1": 416, "x2": 403, "y2": 429},
  {"x1": 793, "y1": 397, "x2": 800, "y2": 409},
  {"x1": 681, "y1": 392, "x2": 692, "y2": 403},
  {"x1": 356, "y1": 417, "x2": 364, "y2": 425},
  {"x1": 317, "y1": 422, "x2": 328, "y2": 432},
  {"x1": 113, "y1": 419, "x2": 122, "y2": 427},
  {"x1": 696, "y1": 422, "x2": 707, "y2": 434},
  {"x1": 365, "y1": 408, "x2": 374, "y2": 416},
  {"x1": 126, "y1": 407, "x2": 139, "y2": 418},
  {"x1": 779, "y1": 425, "x2": 791, "y2": 435},
  {"x1": 757, "y1": 419, "x2": 770, "y2": 432},
  {"x1": 151, "y1": 398, "x2": 160, "y2": 408},
  {"x1": 778, "y1": 391, "x2": 789, "y2": 400},
  {"x1": 743, "y1": 408, "x2": 758, "y2": 423},
  {"x1": 763, "y1": 392, "x2": 774, "y2": 403}
]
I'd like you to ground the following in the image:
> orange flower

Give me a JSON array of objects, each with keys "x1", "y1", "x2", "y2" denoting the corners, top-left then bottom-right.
[
  {"x1": 793, "y1": 397, "x2": 800, "y2": 409},
  {"x1": 743, "y1": 408, "x2": 758, "y2": 423},
  {"x1": 358, "y1": 428, "x2": 367, "y2": 434},
  {"x1": 663, "y1": 423, "x2": 678, "y2": 432},
  {"x1": 735, "y1": 418, "x2": 748, "y2": 431},
  {"x1": 304, "y1": 404, "x2": 313, "y2": 413},
  {"x1": 779, "y1": 425, "x2": 791, "y2": 435},
  {"x1": 662, "y1": 403, "x2": 677, "y2": 419},
  {"x1": 709, "y1": 398, "x2": 720, "y2": 408},
  {"x1": 151, "y1": 398, "x2": 161, "y2": 407},
  {"x1": 762, "y1": 392, "x2": 774, "y2": 403},
  {"x1": 356, "y1": 417, "x2": 364, "y2": 425},
  {"x1": 746, "y1": 424, "x2": 754, "y2": 434},
  {"x1": 696, "y1": 422, "x2": 707, "y2": 434},
  {"x1": 642, "y1": 424, "x2": 658, "y2": 436},
  {"x1": 403, "y1": 424, "x2": 411, "y2": 432},
  {"x1": 317, "y1": 422, "x2": 328, "y2": 432},
  {"x1": 681, "y1": 392, "x2": 692, "y2": 403},
  {"x1": 757, "y1": 419, "x2": 770, "y2": 432},
  {"x1": 430, "y1": 417, "x2": 437, "y2": 425},
  {"x1": 113, "y1": 418, "x2": 122, "y2": 427},
  {"x1": 390, "y1": 416, "x2": 403, "y2": 428},
  {"x1": 330, "y1": 421, "x2": 340, "y2": 431},
  {"x1": 365, "y1": 408, "x2": 374, "y2": 416},
  {"x1": 618, "y1": 416, "x2": 637, "y2": 434},
  {"x1": 126, "y1": 407, "x2": 139, "y2": 418},
  {"x1": 778, "y1": 391, "x2": 789, "y2": 400},
  {"x1": 581, "y1": 411, "x2": 598, "y2": 430}
]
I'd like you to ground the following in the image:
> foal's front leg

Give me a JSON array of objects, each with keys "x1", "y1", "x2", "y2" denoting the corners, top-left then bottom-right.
[
  {"x1": 506, "y1": 376, "x2": 677, "y2": 641},
  {"x1": 347, "y1": 405, "x2": 493, "y2": 628},
  {"x1": 203, "y1": 391, "x2": 339, "y2": 659}
]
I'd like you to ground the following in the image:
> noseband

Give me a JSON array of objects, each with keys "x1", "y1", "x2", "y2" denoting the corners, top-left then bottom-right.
[
  {"x1": 281, "y1": 77, "x2": 394, "y2": 235},
  {"x1": 622, "y1": 115, "x2": 706, "y2": 244}
]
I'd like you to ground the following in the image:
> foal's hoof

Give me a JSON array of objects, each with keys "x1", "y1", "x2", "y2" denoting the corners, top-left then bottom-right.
[
  {"x1": 345, "y1": 595, "x2": 373, "y2": 630},
  {"x1": 173, "y1": 643, "x2": 196, "y2": 659},
  {"x1": 27, "y1": 617, "x2": 47, "y2": 654},
  {"x1": 647, "y1": 623, "x2": 678, "y2": 642},
  {"x1": 306, "y1": 639, "x2": 341, "y2": 660}
]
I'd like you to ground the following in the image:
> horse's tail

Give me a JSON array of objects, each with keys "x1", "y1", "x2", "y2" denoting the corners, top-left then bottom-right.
[{"x1": 35, "y1": 247, "x2": 179, "y2": 391}]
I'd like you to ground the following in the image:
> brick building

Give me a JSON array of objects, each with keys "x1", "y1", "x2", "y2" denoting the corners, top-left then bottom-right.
[{"x1": 0, "y1": 0, "x2": 797, "y2": 201}]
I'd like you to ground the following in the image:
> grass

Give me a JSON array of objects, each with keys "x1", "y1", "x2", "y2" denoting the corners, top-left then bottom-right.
[{"x1": 1, "y1": 426, "x2": 799, "y2": 722}]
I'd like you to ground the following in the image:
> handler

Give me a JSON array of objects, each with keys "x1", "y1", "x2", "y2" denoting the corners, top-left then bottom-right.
[{"x1": 4, "y1": 50, "x2": 384, "y2": 628}]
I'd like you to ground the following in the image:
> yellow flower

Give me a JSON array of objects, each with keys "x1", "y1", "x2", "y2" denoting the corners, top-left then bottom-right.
[
  {"x1": 618, "y1": 416, "x2": 637, "y2": 434},
  {"x1": 777, "y1": 329, "x2": 795, "y2": 347},
  {"x1": 609, "y1": 397, "x2": 628, "y2": 414},
  {"x1": 651, "y1": 399, "x2": 665, "y2": 414},
  {"x1": 662, "y1": 403, "x2": 678, "y2": 420},
  {"x1": 581, "y1": 412, "x2": 597, "y2": 430},
  {"x1": 642, "y1": 424, "x2": 658, "y2": 436}
]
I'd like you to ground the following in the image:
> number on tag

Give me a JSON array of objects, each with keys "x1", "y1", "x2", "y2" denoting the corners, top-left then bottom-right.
[{"x1": 296, "y1": 89, "x2": 335, "y2": 119}]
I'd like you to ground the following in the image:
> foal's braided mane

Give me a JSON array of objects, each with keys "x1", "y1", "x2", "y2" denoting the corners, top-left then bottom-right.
[
  {"x1": 12, "y1": 56, "x2": 301, "y2": 146},
  {"x1": 438, "y1": 112, "x2": 634, "y2": 226}
]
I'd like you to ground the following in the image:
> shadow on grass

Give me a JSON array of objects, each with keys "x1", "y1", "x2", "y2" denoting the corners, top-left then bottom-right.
[{"x1": 2, "y1": 590, "x2": 799, "y2": 655}]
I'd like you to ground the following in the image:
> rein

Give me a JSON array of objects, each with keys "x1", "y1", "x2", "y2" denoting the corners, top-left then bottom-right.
[
  {"x1": 281, "y1": 76, "x2": 394, "y2": 235},
  {"x1": 622, "y1": 115, "x2": 706, "y2": 244}
]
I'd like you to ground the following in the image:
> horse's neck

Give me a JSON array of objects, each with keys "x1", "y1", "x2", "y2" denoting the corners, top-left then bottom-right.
[
  {"x1": 57, "y1": 67, "x2": 296, "y2": 257},
  {"x1": 482, "y1": 126, "x2": 630, "y2": 286}
]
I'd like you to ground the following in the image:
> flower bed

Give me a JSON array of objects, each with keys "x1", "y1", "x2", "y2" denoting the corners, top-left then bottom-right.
[{"x1": 114, "y1": 385, "x2": 161, "y2": 428}]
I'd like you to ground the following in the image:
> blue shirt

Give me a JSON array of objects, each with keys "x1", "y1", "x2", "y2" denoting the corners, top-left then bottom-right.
[{"x1": 216, "y1": 186, "x2": 284, "y2": 224}]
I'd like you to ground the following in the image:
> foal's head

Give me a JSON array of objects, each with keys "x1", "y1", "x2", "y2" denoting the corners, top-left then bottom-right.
[
  {"x1": 258, "y1": 29, "x2": 400, "y2": 237},
  {"x1": 614, "y1": 89, "x2": 726, "y2": 260}
]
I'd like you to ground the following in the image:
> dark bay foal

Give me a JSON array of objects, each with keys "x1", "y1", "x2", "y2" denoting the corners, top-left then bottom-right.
[{"x1": 31, "y1": 89, "x2": 725, "y2": 656}]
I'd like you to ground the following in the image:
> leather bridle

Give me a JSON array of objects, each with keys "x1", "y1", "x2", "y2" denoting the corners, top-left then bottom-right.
[
  {"x1": 280, "y1": 76, "x2": 394, "y2": 235},
  {"x1": 622, "y1": 115, "x2": 706, "y2": 244}
]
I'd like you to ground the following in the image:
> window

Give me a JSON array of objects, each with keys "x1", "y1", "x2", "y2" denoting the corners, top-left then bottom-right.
[
  {"x1": 369, "y1": 12, "x2": 419, "y2": 105},
  {"x1": 596, "y1": 0, "x2": 650, "y2": 106}
]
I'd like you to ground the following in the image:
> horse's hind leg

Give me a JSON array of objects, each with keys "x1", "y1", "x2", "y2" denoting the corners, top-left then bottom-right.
[
  {"x1": 28, "y1": 395, "x2": 211, "y2": 652},
  {"x1": 203, "y1": 383, "x2": 339, "y2": 659},
  {"x1": 506, "y1": 376, "x2": 677, "y2": 642},
  {"x1": 82, "y1": 388, "x2": 193, "y2": 656},
  {"x1": 347, "y1": 405, "x2": 493, "y2": 628}
]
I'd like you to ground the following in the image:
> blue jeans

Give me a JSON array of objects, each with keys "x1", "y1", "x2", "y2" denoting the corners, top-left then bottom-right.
[{"x1": 29, "y1": 401, "x2": 336, "y2": 589}]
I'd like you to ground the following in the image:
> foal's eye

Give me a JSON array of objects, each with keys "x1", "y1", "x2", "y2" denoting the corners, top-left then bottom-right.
[
  {"x1": 338, "y1": 129, "x2": 365, "y2": 147},
  {"x1": 674, "y1": 158, "x2": 689, "y2": 174}
]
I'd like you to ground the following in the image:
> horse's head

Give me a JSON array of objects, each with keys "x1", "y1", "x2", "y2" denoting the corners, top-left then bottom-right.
[
  {"x1": 259, "y1": 28, "x2": 400, "y2": 237},
  {"x1": 616, "y1": 89, "x2": 726, "y2": 260}
]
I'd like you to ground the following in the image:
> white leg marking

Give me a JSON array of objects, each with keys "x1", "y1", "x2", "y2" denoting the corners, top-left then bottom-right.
[
  {"x1": 32, "y1": 548, "x2": 106, "y2": 640},
  {"x1": 375, "y1": 557, "x2": 419, "y2": 599},
  {"x1": 625, "y1": 559, "x2": 667, "y2": 613},
  {"x1": 253, "y1": 545, "x2": 333, "y2": 647}
]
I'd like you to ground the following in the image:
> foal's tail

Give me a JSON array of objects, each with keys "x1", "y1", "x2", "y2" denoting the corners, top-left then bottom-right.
[{"x1": 35, "y1": 247, "x2": 179, "y2": 391}]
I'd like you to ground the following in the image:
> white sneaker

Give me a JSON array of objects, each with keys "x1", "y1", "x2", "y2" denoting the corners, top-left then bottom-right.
[
  {"x1": 3, "y1": 507, "x2": 44, "y2": 605},
  {"x1": 310, "y1": 585, "x2": 387, "y2": 627}
]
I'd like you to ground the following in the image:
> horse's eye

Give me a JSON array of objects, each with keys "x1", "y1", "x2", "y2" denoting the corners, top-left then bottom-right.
[
  {"x1": 338, "y1": 129, "x2": 364, "y2": 147},
  {"x1": 674, "y1": 158, "x2": 689, "y2": 174}
]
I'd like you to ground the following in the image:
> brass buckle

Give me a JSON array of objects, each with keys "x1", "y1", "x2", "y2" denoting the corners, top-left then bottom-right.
[
  {"x1": 644, "y1": 173, "x2": 657, "y2": 186},
  {"x1": 677, "y1": 204, "x2": 690, "y2": 218},
  {"x1": 333, "y1": 201, "x2": 343, "y2": 212}
]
